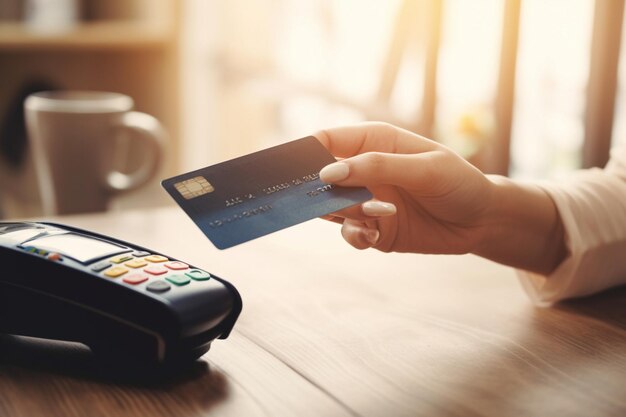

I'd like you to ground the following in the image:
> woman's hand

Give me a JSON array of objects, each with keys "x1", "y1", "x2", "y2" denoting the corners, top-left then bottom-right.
[
  {"x1": 316, "y1": 122, "x2": 567, "y2": 275},
  {"x1": 316, "y1": 122, "x2": 494, "y2": 254}
]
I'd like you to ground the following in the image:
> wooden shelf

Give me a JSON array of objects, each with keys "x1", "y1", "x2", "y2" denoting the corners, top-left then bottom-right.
[
  {"x1": 0, "y1": 21, "x2": 171, "y2": 50},
  {"x1": 0, "y1": 0, "x2": 181, "y2": 218}
]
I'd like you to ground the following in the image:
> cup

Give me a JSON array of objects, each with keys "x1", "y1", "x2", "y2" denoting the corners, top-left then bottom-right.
[{"x1": 24, "y1": 91, "x2": 165, "y2": 215}]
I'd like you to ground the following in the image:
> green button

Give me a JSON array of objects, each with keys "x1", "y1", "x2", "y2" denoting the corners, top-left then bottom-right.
[
  {"x1": 166, "y1": 274, "x2": 191, "y2": 286},
  {"x1": 185, "y1": 269, "x2": 211, "y2": 281},
  {"x1": 24, "y1": 246, "x2": 47, "y2": 255}
]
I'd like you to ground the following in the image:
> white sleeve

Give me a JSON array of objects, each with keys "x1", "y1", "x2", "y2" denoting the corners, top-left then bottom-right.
[{"x1": 517, "y1": 146, "x2": 626, "y2": 306}]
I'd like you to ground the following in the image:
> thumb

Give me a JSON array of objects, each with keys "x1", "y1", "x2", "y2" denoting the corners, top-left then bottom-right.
[{"x1": 320, "y1": 151, "x2": 442, "y2": 191}]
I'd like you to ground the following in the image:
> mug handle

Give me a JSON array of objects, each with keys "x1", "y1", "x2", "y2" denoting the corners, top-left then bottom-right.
[{"x1": 105, "y1": 111, "x2": 166, "y2": 192}]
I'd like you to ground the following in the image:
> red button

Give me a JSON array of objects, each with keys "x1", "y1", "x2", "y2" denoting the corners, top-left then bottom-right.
[
  {"x1": 123, "y1": 273, "x2": 149, "y2": 285},
  {"x1": 165, "y1": 261, "x2": 188, "y2": 270},
  {"x1": 144, "y1": 265, "x2": 168, "y2": 275},
  {"x1": 47, "y1": 253, "x2": 62, "y2": 261}
]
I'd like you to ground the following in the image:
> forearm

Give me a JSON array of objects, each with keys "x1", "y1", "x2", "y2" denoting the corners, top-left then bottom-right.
[{"x1": 473, "y1": 175, "x2": 568, "y2": 275}]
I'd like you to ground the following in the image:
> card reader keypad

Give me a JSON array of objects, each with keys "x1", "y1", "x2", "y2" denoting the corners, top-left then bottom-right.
[
  {"x1": 95, "y1": 251, "x2": 211, "y2": 293},
  {"x1": 17, "y1": 230, "x2": 212, "y2": 294}
]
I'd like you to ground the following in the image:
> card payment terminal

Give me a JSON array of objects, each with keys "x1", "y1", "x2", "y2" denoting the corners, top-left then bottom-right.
[{"x1": 0, "y1": 222, "x2": 242, "y2": 368}]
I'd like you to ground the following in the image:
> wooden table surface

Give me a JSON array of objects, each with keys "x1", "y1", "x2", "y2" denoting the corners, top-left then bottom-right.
[{"x1": 1, "y1": 207, "x2": 625, "y2": 417}]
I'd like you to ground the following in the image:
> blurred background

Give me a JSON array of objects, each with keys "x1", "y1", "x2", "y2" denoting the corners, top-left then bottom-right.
[{"x1": 0, "y1": 0, "x2": 624, "y2": 218}]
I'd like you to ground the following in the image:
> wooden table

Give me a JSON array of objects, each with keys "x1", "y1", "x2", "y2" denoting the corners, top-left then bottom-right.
[{"x1": 1, "y1": 207, "x2": 625, "y2": 417}]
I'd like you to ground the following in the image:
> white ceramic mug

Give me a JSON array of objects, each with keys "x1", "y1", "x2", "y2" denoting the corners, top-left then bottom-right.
[{"x1": 24, "y1": 91, "x2": 165, "y2": 215}]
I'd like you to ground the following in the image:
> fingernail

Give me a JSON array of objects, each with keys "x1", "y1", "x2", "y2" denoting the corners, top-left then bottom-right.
[
  {"x1": 364, "y1": 228, "x2": 380, "y2": 246},
  {"x1": 319, "y1": 162, "x2": 349, "y2": 183},
  {"x1": 362, "y1": 201, "x2": 397, "y2": 217}
]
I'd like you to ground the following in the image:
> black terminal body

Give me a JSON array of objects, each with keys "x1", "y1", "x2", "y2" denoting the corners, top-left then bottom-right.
[{"x1": 0, "y1": 222, "x2": 242, "y2": 368}]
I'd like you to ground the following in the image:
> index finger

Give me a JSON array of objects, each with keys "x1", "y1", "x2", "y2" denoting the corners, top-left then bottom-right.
[{"x1": 314, "y1": 122, "x2": 438, "y2": 158}]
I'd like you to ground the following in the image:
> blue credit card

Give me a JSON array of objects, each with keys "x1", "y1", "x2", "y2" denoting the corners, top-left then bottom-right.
[{"x1": 161, "y1": 136, "x2": 372, "y2": 249}]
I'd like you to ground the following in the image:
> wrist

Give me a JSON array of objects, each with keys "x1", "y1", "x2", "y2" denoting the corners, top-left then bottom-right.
[
  {"x1": 472, "y1": 174, "x2": 509, "y2": 254},
  {"x1": 473, "y1": 175, "x2": 568, "y2": 275}
]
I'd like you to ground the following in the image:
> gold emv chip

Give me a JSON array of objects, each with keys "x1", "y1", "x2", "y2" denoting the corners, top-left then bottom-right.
[{"x1": 174, "y1": 176, "x2": 214, "y2": 199}]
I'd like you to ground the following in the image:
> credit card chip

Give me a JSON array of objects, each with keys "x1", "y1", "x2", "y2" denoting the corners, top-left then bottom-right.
[{"x1": 174, "y1": 176, "x2": 214, "y2": 199}]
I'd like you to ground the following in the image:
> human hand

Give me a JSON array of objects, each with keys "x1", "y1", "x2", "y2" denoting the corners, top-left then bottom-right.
[{"x1": 316, "y1": 122, "x2": 495, "y2": 254}]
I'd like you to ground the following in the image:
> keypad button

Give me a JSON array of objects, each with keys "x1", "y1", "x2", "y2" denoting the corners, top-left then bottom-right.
[
  {"x1": 185, "y1": 269, "x2": 211, "y2": 281},
  {"x1": 146, "y1": 280, "x2": 171, "y2": 293},
  {"x1": 104, "y1": 266, "x2": 128, "y2": 278},
  {"x1": 123, "y1": 273, "x2": 149, "y2": 285},
  {"x1": 165, "y1": 261, "x2": 188, "y2": 270},
  {"x1": 110, "y1": 254, "x2": 133, "y2": 264},
  {"x1": 166, "y1": 274, "x2": 191, "y2": 286},
  {"x1": 144, "y1": 265, "x2": 168, "y2": 275},
  {"x1": 91, "y1": 261, "x2": 111, "y2": 272},
  {"x1": 125, "y1": 259, "x2": 148, "y2": 269},
  {"x1": 24, "y1": 246, "x2": 48, "y2": 256},
  {"x1": 132, "y1": 251, "x2": 150, "y2": 257},
  {"x1": 47, "y1": 252, "x2": 62, "y2": 261},
  {"x1": 145, "y1": 255, "x2": 168, "y2": 263}
]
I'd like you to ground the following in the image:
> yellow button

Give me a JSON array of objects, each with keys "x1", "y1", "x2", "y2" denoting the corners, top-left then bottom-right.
[
  {"x1": 104, "y1": 266, "x2": 128, "y2": 278},
  {"x1": 110, "y1": 254, "x2": 133, "y2": 264},
  {"x1": 125, "y1": 259, "x2": 148, "y2": 269},
  {"x1": 145, "y1": 255, "x2": 168, "y2": 263}
]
